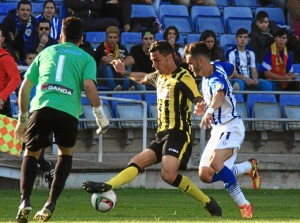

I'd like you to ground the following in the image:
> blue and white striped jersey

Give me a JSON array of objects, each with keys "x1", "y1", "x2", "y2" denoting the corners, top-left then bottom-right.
[
  {"x1": 36, "y1": 14, "x2": 61, "y2": 40},
  {"x1": 202, "y1": 62, "x2": 239, "y2": 125}
]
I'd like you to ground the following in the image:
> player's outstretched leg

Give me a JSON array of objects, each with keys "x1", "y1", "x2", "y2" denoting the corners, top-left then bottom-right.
[
  {"x1": 16, "y1": 200, "x2": 32, "y2": 223},
  {"x1": 83, "y1": 163, "x2": 140, "y2": 193},
  {"x1": 34, "y1": 202, "x2": 55, "y2": 222},
  {"x1": 248, "y1": 158, "x2": 261, "y2": 190},
  {"x1": 82, "y1": 181, "x2": 112, "y2": 193},
  {"x1": 204, "y1": 197, "x2": 222, "y2": 216}
]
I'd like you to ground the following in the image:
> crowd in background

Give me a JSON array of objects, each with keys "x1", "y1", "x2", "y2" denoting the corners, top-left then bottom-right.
[{"x1": 1, "y1": 0, "x2": 300, "y2": 94}]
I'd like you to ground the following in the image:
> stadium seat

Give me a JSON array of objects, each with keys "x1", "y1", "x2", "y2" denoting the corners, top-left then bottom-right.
[
  {"x1": 120, "y1": 32, "x2": 142, "y2": 52},
  {"x1": 223, "y1": 7, "x2": 253, "y2": 33},
  {"x1": 190, "y1": 6, "x2": 222, "y2": 33},
  {"x1": 227, "y1": 19, "x2": 252, "y2": 34},
  {"x1": 159, "y1": 4, "x2": 193, "y2": 34},
  {"x1": 31, "y1": 3, "x2": 44, "y2": 17},
  {"x1": 131, "y1": 4, "x2": 156, "y2": 19},
  {"x1": 186, "y1": 33, "x2": 200, "y2": 44},
  {"x1": 292, "y1": 64, "x2": 300, "y2": 74},
  {"x1": 155, "y1": 33, "x2": 185, "y2": 44},
  {"x1": 236, "y1": 102, "x2": 250, "y2": 130},
  {"x1": 279, "y1": 94, "x2": 300, "y2": 130},
  {"x1": 110, "y1": 93, "x2": 144, "y2": 128},
  {"x1": 232, "y1": 0, "x2": 259, "y2": 12},
  {"x1": 144, "y1": 93, "x2": 157, "y2": 129},
  {"x1": 196, "y1": 17, "x2": 225, "y2": 35},
  {"x1": 253, "y1": 102, "x2": 283, "y2": 131},
  {"x1": 247, "y1": 93, "x2": 277, "y2": 117},
  {"x1": 215, "y1": 0, "x2": 229, "y2": 13},
  {"x1": 234, "y1": 94, "x2": 245, "y2": 103},
  {"x1": 255, "y1": 7, "x2": 286, "y2": 26},
  {"x1": 219, "y1": 34, "x2": 236, "y2": 54},
  {"x1": 85, "y1": 32, "x2": 106, "y2": 50},
  {"x1": 0, "y1": 3, "x2": 17, "y2": 15},
  {"x1": 0, "y1": 15, "x2": 5, "y2": 23}
]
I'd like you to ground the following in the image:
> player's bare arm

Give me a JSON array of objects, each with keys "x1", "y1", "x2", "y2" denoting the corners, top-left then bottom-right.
[
  {"x1": 110, "y1": 59, "x2": 149, "y2": 84},
  {"x1": 83, "y1": 79, "x2": 100, "y2": 108},
  {"x1": 200, "y1": 90, "x2": 225, "y2": 129}
]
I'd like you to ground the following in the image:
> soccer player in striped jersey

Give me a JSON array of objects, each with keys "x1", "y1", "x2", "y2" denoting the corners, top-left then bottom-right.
[
  {"x1": 83, "y1": 40, "x2": 222, "y2": 217},
  {"x1": 184, "y1": 41, "x2": 260, "y2": 219}
]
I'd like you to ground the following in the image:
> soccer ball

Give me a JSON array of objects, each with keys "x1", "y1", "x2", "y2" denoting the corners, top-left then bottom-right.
[{"x1": 91, "y1": 190, "x2": 117, "y2": 212}]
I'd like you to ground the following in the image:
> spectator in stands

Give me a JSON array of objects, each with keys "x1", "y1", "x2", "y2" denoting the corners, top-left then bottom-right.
[
  {"x1": 286, "y1": 0, "x2": 300, "y2": 31},
  {"x1": 94, "y1": 26, "x2": 135, "y2": 91},
  {"x1": 163, "y1": 26, "x2": 186, "y2": 67},
  {"x1": 24, "y1": 19, "x2": 57, "y2": 57},
  {"x1": 0, "y1": 25, "x2": 21, "y2": 118},
  {"x1": 2, "y1": 0, "x2": 38, "y2": 62},
  {"x1": 258, "y1": 0, "x2": 286, "y2": 10},
  {"x1": 80, "y1": 35, "x2": 95, "y2": 58},
  {"x1": 171, "y1": 0, "x2": 216, "y2": 8},
  {"x1": 130, "y1": 28, "x2": 156, "y2": 91},
  {"x1": 226, "y1": 28, "x2": 273, "y2": 91},
  {"x1": 261, "y1": 28, "x2": 299, "y2": 91},
  {"x1": 250, "y1": 11, "x2": 280, "y2": 64},
  {"x1": 101, "y1": 0, "x2": 132, "y2": 32},
  {"x1": 295, "y1": 21, "x2": 300, "y2": 40},
  {"x1": 36, "y1": 0, "x2": 61, "y2": 41},
  {"x1": 63, "y1": 0, "x2": 119, "y2": 32},
  {"x1": 199, "y1": 29, "x2": 224, "y2": 62}
]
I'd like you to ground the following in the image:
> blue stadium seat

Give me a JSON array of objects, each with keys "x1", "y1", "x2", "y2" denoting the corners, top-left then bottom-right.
[
  {"x1": 223, "y1": 7, "x2": 253, "y2": 33},
  {"x1": 236, "y1": 102, "x2": 250, "y2": 130},
  {"x1": 186, "y1": 33, "x2": 200, "y2": 44},
  {"x1": 131, "y1": 4, "x2": 156, "y2": 18},
  {"x1": 292, "y1": 64, "x2": 300, "y2": 74},
  {"x1": 255, "y1": 7, "x2": 286, "y2": 26},
  {"x1": 144, "y1": 93, "x2": 157, "y2": 128},
  {"x1": 0, "y1": 3, "x2": 17, "y2": 15},
  {"x1": 232, "y1": 0, "x2": 259, "y2": 12},
  {"x1": 279, "y1": 94, "x2": 300, "y2": 116},
  {"x1": 283, "y1": 106, "x2": 300, "y2": 130},
  {"x1": 85, "y1": 32, "x2": 106, "y2": 50},
  {"x1": 234, "y1": 94, "x2": 245, "y2": 103},
  {"x1": 120, "y1": 32, "x2": 142, "y2": 52},
  {"x1": 227, "y1": 19, "x2": 252, "y2": 34},
  {"x1": 159, "y1": 4, "x2": 193, "y2": 34},
  {"x1": 31, "y1": 3, "x2": 44, "y2": 17},
  {"x1": 0, "y1": 15, "x2": 5, "y2": 23},
  {"x1": 215, "y1": 0, "x2": 229, "y2": 13},
  {"x1": 247, "y1": 94, "x2": 277, "y2": 117},
  {"x1": 155, "y1": 32, "x2": 185, "y2": 44},
  {"x1": 219, "y1": 34, "x2": 236, "y2": 54},
  {"x1": 196, "y1": 17, "x2": 225, "y2": 35},
  {"x1": 190, "y1": 6, "x2": 222, "y2": 33}
]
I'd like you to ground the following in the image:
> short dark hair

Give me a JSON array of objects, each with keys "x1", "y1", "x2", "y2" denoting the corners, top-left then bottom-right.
[
  {"x1": 38, "y1": 18, "x2": 51, "y2": 28},
  {"x1": 25, "y1": 50, "x2": 38, "y2": 57},
  {"x1": 149, "y1": 40, "x2": 174, "y2": 57},
  {"x1": 184, "y1": 41, "x2": 210, "y2": 59},
  {"x1": 43, "y1": 0, "x2": 56, "y2": 10},
  {"x1": 142, "y1": 28, "x2": 156, "y2": 39},
  {"x1": 17, "y1": 0, "x2": 32, "y2": 10},
  {"x1": 275, "y1": 27, "x2": 288, "y2": 37},
  {"x1": 236, "y1": 28, "x2": 248, "y2": 37},
  {"x1": 255, "y1": 11, "x2": 269, "y2": 22},
  {"x1": 163, "y1": 26, "x2": 179, "y2": 42},
  {"x1": 62, "y1": 17, "x2": 83, "y2": 44}
]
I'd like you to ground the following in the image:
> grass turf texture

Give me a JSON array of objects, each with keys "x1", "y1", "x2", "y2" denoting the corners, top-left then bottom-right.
[{"x1": 0, "y1": 189, "x2": 299, "y2": 222}]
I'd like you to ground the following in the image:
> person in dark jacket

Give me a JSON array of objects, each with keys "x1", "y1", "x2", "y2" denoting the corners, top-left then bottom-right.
[
  {"x1": 2, "y1": 0, "x2": 37, "y2": 61},
  {"x1": 63, "y1": 0, "x2": 119, "y2": 32}
]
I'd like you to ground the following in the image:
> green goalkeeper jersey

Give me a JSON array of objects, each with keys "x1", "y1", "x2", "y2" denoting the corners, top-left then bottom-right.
[{"x1": 25, "y1": 42, "x2": 97, "y2": 119}]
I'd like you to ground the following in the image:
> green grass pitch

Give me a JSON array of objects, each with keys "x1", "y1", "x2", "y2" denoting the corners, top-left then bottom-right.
[{"x1": 0, "y1": 188, "x2": 299, "y2": 222}]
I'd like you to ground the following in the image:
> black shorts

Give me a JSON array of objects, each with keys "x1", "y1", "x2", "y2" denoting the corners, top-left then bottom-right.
[
  {"x1": 25, "y1": 107, "x2": 78, "y2": 151},
  {"x1": 148, "y1": 130, "x2": 192, "y2": 170}
]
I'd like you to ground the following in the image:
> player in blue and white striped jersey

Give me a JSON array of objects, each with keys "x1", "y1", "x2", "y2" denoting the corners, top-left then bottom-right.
[{"x1": 184, "y1": 42, "x2": 261, "y2": 219}]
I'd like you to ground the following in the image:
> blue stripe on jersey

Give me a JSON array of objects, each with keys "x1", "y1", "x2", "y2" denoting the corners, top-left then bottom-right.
[{"x1": 202, "y1": 63, "x2": 239, "y2": 125}]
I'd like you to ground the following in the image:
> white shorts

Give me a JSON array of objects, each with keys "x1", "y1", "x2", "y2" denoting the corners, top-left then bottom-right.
[{"x1": 199, "y1": 118, "x2": 245, "y2": 169}]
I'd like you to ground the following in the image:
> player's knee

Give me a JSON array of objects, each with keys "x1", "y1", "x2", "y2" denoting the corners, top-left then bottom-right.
[
  {"x1": 199, "y1": 168, "x2": 212, "y2": 183},
  {"x1": 161, "y1": 172, "x2": 176, "y2": 184}
]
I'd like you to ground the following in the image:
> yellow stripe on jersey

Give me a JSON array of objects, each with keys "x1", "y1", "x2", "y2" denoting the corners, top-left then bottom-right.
[{"x1": 156, "y1": 67, "x2": 201, "y2": 133}]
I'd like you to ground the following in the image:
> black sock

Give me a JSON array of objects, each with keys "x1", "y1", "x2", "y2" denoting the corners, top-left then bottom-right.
[
  {"x1": 20, "y1": 156, "x2": 38, "y2": 202},
  {"x1": 48, "y1": 155, "x2": 72, "y2": 205}
]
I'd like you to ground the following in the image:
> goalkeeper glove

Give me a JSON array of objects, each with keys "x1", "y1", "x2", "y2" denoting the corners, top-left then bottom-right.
[
  {"x1": 14, "y1": 112, "x2": 28, "y2": 142},
  {"x1": 93, "y1": 106, "x2": 109, "y2": 134}
]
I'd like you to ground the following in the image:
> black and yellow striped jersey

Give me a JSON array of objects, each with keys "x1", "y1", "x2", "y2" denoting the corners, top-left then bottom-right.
[{"x1": 148, "y1": 67, "x2": 201, "y2": 134}]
